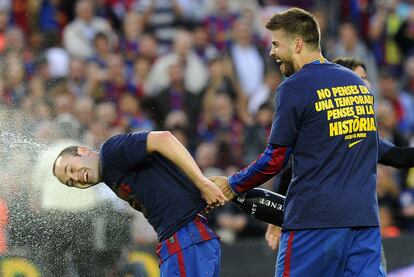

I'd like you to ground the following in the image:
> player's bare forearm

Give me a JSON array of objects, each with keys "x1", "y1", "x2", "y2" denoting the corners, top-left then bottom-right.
[{"x1": 147, "y1": 131, "x2": 227, "y2": 205}]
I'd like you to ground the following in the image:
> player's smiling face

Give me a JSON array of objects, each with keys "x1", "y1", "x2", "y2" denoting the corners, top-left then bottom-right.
[
  {"x1": 54, "y1": 147, "x2": 101, "y2": 189},
  {"x1": 269, "y1": 29, "x2": 296, "y2": 77}
]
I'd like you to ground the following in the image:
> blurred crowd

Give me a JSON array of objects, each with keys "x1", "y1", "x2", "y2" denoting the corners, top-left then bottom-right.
[{"x1": 1, "y1": 0, "x2": 414, "y2": 275}]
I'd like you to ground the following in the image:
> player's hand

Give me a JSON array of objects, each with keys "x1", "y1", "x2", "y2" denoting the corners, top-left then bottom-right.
[
  {"x1": 209, "y1": 176, "x2": 236, "y2": 201},
  {"x1": 265, "y1": 224, "x2": 281, "y2": 251},
  {"x1": 198, "y1": 177, "x2": 228, "y2": 206}
]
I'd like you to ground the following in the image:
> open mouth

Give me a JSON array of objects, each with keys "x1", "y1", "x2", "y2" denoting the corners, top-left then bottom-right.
[
  {"x1": 275, "y1": 58, "x2": 282, "y2": 64},
  {"x1": 83, "y1": 170, "x2": 88, "y2": 183}
]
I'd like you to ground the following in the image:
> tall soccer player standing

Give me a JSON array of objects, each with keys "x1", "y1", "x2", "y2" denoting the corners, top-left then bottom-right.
[
  {"x1": 211, "y1": 8, "x2": 386, "y2": 277},
  {"x1": 52, "y1": 131, "x2": 227, "y2": 276}
]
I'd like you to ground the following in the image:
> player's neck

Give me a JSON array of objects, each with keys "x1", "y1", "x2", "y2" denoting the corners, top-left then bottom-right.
[{"x1": 297, "y1": 52, "x2": 325, "y2": 69}]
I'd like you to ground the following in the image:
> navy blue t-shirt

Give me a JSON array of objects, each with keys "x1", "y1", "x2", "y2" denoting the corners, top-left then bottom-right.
[
  {"x1": 270, "y1": 61, "x2": 379, "y2": 229},
  {"x1": 99, "y1": 132, "x2": 206, "y2": 241}
]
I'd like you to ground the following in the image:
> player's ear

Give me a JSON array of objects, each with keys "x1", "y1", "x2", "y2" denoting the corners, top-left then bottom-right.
[
  {"x1": 294, "y1": 37, "x2": 303, "y2": 53},
  {"x1": 77, "y1": 146, "x2": 91, "y2": 156}
]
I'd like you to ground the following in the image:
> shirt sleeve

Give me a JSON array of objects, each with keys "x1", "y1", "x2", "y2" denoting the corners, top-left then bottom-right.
[
  {"x1": 378, "y1": 138, "x2": 395, "y2": 160},
  {"x1": 228, "y1": 144, "x2": 291, "y2": 195},
  {"x1": 101, "y1": 132, "x2": 149, "y2": 171},
  {"x1": 268, "y1": 82, "x2": 306, "y2": 146}
]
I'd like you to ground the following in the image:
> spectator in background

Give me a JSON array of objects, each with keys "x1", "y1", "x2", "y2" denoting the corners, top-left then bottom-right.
[
  {"x1": 379, "y1": 205, "x2": 401, "y2": 238},
  {"x1": 229, "y1": 18, "x2": 265, "y2": 101},
  {"x1": 102, "y1": 53, "x2": 128, "y2": 103},
  {"x1": 0, "y1": 0, "x2": 10, "y2": 14},
  {"x1": 95, "y1": 101, "x2": 119, "y2": 130},
  {"x1": 192, "y1": 24, "x2": 219, "y2": 63},
  {"x1": 146, "y1": 30, "x2": 208, "y2": 95},
  {"x1": 120, "y1": 11, "x2": 145, "y2": 63},
  {"x1": 67, "y1": 57, "x2": 88, "y2": 97},
  {"x1": 198, "y1": 92, "x2": 244, "y2": 167},
  {"x1": 30, "y1": 101, "x2": 53, "y2": 124},
  {"x1": 127, "y1": 56, "x2": 152, "y2": 98},
  {"x1": 39, "y1": 0, "x2": 69, "y2": 33},
  {"x1": 243, "y1": 103, "x2": 273, "y2": 165},
  {"x1": 4, "y1": 26, "x2": 25, "y2": 54},
  {"x1": 377, "y1": 99, "x2": 410, "y2": 188},
  {"x1": 202, "y1": 56, "x2": 251, "y2": 124},
  {"x1": 137, "y1": 0, "x2": 185, "y2": 54},
  {"x1": 330, "y1": 22, "x2": 379, "y2": 93},
  {"x1": 33, "y1": 120, "x2": 58, "y2": 145},
  {"x1": 195, "y1": 141, "x2": 222, "y2": 176},
  {"x1": 73, "y1": 96, "x2": 95, "y2": 137},
  {"x1": 248, "y1": 70, "x2": 280, "y2": 115},
  {"x1": 86, "y1": 53, "x2": 127, "y2": 103},
  {"x1": 88, "y1": 32, "x2": 113, "y2": 69},
  {"x1": 377, "y1": 165, "x2": 401, "y2": 222},
  {"x1": 175, "y1": 0, "x2": 210, "y2": 24},
  {"x1": 0, "y1": 53, "x2": 28, "y2": 107},
  {"x1": 163, "y1": 109, "x2": 189, "y2": 130},
  {"x1": 137, "y1": 33, "x2": 159, "y2": 63},
  {"x1": 368, "y1": 0, "x2": 403, "y2": 67},
  {"x1": 0, "y1": 8, "x2": 9, "y2": 53},
  {"x1": 377, "y1": 99, "x2": 408, "y2": 147},
  {"x1": 145, "y1": 62, "x2": 200, "y2": 133},
  {"x1": 395, "y1": 8, "x2": 414, "y2": 61},
  {"x1": 378, "y1": 69, "x2": 413, "y2": 135},
  {"x1": 0, "y1": 195, "x2": 9, "y2": 254},
  {"x1": 163, "y1": 110, "x2": 192, "y2": 148},
  {"x1": 203, "y1": 0, "x2": 239, "y2": 53},
  {"x1": 49, "y1": 82, "x2": 75, "y2": 117},
  {"x1": 400, "y1": 187, "x2": 414, "y2": 231},
  {"x1": 401, "y1": 55, "x2": 414, "y2": 96},
  {"x1": 44, "y1": 31, "x2": 70, "y2": 78},
  {"x1": 54, "y1": 113, "x2": 81, "y2": 141},
  {"x1": 63, "y1": 0, "x2": 117, "y2": 58},
  {"x1": 117, "y1": 93, "x2": 154, "y2": 133},
  {"x1": 311, "y1": 8, "x2": 333, "y2": 56},
  {"x1": 400, "y1": 55, "x2": 414, "y2": 132}
]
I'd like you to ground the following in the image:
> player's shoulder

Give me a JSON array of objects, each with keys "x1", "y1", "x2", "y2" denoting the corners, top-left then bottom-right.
[{"x1": 100, "y1": 132, "x2": 149, "y2": 153}]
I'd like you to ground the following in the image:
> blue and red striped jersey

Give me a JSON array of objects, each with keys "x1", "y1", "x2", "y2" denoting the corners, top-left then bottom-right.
[{"x1": 228, "y1": 144, "x2": 291, "y2": 195}]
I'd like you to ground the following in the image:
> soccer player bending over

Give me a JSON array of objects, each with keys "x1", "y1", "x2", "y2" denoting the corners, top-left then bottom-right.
[{"x1": 53, "y1": 131, "x2": 227, "y2": 277}]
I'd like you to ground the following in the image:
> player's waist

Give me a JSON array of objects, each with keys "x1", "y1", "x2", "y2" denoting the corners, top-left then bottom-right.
[{"x1": 156, "y1": 214, "x2": 219, "y2": 263}]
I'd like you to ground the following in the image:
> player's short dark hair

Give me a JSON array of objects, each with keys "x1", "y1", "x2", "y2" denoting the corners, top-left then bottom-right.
[
  {"x1": 265, "y1": 7, "x2": 320, "y2": 51},
  {"x1": 333, "y1": 57, "x2": 366, "y2": 72},
  {"x1": 52, "y1": 146, "x2": 80, "y2": 176}
]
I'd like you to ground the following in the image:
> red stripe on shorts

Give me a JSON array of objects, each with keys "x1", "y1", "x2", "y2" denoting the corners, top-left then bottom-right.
[
  {"x1": 176, "y1": 247, "x2": 186, "y2": 277},
  {"x1": 283, "y1": 231, "x2": 295, "y2": 277},
  {"x1": 194, "y1": 216, "x2": 212, "y2": 241}
]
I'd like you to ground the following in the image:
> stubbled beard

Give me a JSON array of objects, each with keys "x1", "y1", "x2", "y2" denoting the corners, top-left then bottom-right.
[{"x1": 280, "y1": 59, "x2": 295, "y2": 77}]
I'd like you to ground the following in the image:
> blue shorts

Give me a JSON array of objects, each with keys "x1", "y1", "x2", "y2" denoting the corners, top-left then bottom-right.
[
  {"x1": 275, "y1": 227, "x2": 386, "y2": 277},
  {"x1": 160, "y1": 238, "x2": 221, "y2": 277}
]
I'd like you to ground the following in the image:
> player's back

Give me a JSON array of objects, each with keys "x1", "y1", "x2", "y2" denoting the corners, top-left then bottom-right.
[
  {"x1": 99, "y1": 132, "x2": 206, "y2": 241},
  {"x1": 275, "y1": 61, "x2": 379, "y2": 230}
]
